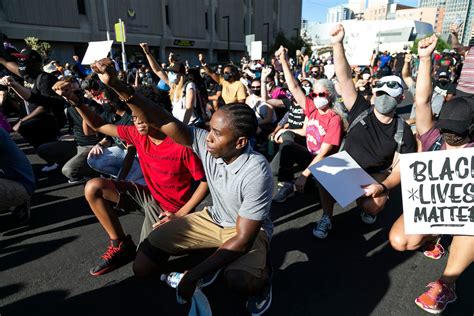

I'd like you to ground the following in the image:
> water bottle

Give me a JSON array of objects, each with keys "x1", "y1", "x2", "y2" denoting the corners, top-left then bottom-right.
[
  {"x1": 161, "y1": 272, "x2": 184, "y2": 289},
  {"x1": 267, "y1": 135, "x2": 275, "y2": 157}
]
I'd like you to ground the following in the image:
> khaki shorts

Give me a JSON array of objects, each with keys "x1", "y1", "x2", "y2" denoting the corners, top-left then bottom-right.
[{"x1": 141, "y1": 208, "x2": 268, "y2": 278}]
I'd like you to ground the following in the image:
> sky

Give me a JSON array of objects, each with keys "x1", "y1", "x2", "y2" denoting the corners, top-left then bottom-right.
[{"x1": 302, "y1": 0, "x2": 419, "y2": 22}]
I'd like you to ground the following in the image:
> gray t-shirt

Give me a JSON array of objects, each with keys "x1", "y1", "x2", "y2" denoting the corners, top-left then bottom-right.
[{"x1": 190, "y1": 127, "x2": 274, "y2": 239}]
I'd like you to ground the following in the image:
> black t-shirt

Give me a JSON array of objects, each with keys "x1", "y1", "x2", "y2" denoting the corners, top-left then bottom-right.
[
  {"x1": 284, "y1": 99, "x2": 306, "y2": 129},
  {"x1": 67, "y1": 104, "x2": 103, "y2": 146},
  {"x1": 433, "y1": 80, "x2": 456, "y2": 97},
  {"x1": 343, "y1": 94, "x2": 416, "y2": 173}
]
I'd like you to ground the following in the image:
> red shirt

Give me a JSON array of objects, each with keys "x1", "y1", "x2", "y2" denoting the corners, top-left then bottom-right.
[
  {"x1": 304, "y1": 97, "x2": 343, "y2": 155},
  {"x1": 117, "y1": 125, "x2": 205, "y2": 212}
]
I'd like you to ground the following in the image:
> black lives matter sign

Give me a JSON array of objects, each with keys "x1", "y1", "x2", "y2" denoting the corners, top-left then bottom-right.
[{"x1": 400, "y1": 148, "x2": 474, "y2": 235}]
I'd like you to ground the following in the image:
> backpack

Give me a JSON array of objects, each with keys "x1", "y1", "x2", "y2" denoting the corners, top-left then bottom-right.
[
  {"x1": 342, "y1": 107, "x2": 405, "y2": 153},
  {"x1": 427, "y1": 134, "x2": 443, "y2": 151}
]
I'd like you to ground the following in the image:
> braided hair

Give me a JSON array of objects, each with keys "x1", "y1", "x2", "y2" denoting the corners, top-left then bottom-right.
[{"x1": 219, "y1": 103, "x2": 258, "y2": 139}]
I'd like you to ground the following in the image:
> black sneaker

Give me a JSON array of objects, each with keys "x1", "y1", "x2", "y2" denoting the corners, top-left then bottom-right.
[
  {"x1": 12, "y1": 199, "x2": 31, "y2": 225},
  {"x1": 89, "y1": 235, "x2": 137, "y2": 276},
  {"x1": 246, "y1": 262, "x2": 273, "y2": 315}
]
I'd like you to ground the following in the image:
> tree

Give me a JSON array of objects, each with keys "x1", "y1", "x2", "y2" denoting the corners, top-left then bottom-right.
[
  {"x1": 24, "y1": 37, "x2": 52, "y2": 60},
  {"x1": 410, "y1": 35, "x2": 451, "y2": 54}
]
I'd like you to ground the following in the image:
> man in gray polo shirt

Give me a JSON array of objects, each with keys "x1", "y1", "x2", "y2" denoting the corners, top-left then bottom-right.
[{"x1": 90, "y1": 58, "x2": 273, "y2": 315}]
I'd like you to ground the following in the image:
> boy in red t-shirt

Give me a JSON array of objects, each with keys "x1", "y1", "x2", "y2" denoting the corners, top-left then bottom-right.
[{"x1": 59, "y1": 89, "x2": 208, "y2": 276}]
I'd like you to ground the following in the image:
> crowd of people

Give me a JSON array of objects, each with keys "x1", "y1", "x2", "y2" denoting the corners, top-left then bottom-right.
[{"x1": 0, "y1": 22, "x2": 473, "y2": 315}]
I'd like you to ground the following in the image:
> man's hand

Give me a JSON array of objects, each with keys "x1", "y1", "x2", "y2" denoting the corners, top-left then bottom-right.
[
  {"x1": 91, "y1": 58, "x2": 120, "y2": 88},
  {"x1": 0, "y1": 76, "x2": 14, "y2": 87},
  {"x1": 330, "y1": 24, "x2": 345, "y2": 45},
  {"x1": 139, "y1": 43, "x2": 151, "y2": 55},
  {"x1": 177, "y1": 272, "x2": 198, "y2": 302},
  {"x1": 404, "y1": 53, "x2": 412, "y2": 64},
  {"x1": 12, "y1": 120, "x2": 21, "y2": 133},
  {"x1": 361, "y1": 183, "x2": 385, "y2": 198},
  {"x1": 152, "y1": 211, "x2": 179, "y2": 229},
  {"x1": 295, "y1": 174, "x2": 307, "y2": 193},
  {"x1": 198, "y1": 53, "x2": 206, "y2": 65},
  {"x1": 261, "y1": 66, "x2": 272, "y2": 79},
  {"x1": 418, "y1": 35, "x2": 438, "y2": 58},
  {"x1": 87, "y1": 144, "x2": 104, "y2": 159},
  {"x1": 449, "y1": 23, "x2": 459, "y2": 35}
]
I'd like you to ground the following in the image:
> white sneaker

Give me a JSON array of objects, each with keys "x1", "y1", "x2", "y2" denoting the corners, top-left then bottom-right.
[
  {"x1": 41, "y1": 163, "x2": 59, "y2": 172},
  {"x1": 360, "y1": 211, "x2": 377, "y2": 224},
  {"x1": 272, "y1": 182, "x2": 295, "y2": 203},
  {"x1": 313, "y1": 215, "x2": 332, "y2": 239}
]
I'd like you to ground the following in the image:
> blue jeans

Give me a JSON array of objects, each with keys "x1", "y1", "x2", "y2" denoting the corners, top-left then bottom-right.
[{"x1": 87, "y1": 146, "x2": 145, "y2": 185}]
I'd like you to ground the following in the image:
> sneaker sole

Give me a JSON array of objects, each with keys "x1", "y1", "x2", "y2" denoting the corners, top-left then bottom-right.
[
  {"x1": 250, "y1": 286, "x2": 272, "y2": 316},
  {"x1": 89, "y1": 252, "x2": 136, "y2": 276},
  {"x1": 414, "y1": 296, "x2": 456, "y2": 314},
  {"x1": 313, "y1": 230, "x2": 329, "y2": 239}
]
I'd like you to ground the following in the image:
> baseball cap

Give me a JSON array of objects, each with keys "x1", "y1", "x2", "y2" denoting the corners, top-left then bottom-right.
[
  {"x1": 436, "y1": 67, "x2": 450, "y2": 78},
  {"x1": 373, "y1": 75, "x2": 404, "y2": 97},
  {"x1": 436, "y1": 97, "x2": 473, "y2": 134},
  {"x1": 12, "y1": 48, "x2": 42, "y2": 63}
]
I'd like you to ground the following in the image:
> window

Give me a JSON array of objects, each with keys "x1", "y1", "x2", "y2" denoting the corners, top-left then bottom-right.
[
  {"x1": 165, "y1": 5, "x2": 169, "y2": 25},
  {"x1": 215, "y1": 12, "x2": 218, "y2": 31},
  {"x1": 205, "y1": 12, "x2": 208, "y2": 30},
  {"x1": 77, "y1": 0, "x2": 86, "y2": 15}
]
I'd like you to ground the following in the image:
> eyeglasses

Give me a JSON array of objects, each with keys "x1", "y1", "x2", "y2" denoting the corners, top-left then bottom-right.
[
  {"x1": 374, "y1": 81, "x2": 402, "y2": 89},
  {"x1": 250, "y1": 86, "x2": 261, "y2": 90},
  {"x1": 310, "y1": 92, "x2": 329, "y2": 98}
]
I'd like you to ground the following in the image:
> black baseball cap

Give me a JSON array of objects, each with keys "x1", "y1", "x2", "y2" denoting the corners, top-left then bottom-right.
[
  {"x1": 436, "y1": 97, "x2": 473, "y2": 134},
  {"x1": 12, "y1": 49, "x2": 42, "y2": 63}
]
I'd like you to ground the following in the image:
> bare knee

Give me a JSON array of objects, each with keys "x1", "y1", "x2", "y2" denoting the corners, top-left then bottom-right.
[
  {"x1": 359, "y1": 196, "x2": 386, "y2": 216},
  {"x1": 84, "y1": 177, "x2": 112, "y2": 201},
  {"x1": 389, "y1": 230, "x2": 410, "y2": 252}
]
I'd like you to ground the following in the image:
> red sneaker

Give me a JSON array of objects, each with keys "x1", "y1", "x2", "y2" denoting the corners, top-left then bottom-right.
[
  {"x1": 415, "y1": 279, "x2": 456, "y2": 314},
  {"x1": 423, "y1": 239, "x2": 445, "y2": 260},
  {"x1": 89, "y1": 235, "x2": 136, "y2": 276}
]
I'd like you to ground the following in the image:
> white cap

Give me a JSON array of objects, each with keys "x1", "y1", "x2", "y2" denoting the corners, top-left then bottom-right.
[{"x1": 373, "y1": 75, "x2": 403, "y2": 97}]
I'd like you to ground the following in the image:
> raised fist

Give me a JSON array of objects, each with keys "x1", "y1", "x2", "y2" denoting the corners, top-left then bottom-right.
[{"x1": 330, "y1": 24, "x2": 345, "y2": 44}]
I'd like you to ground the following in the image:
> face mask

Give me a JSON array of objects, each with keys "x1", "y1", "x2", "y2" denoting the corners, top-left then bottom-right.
[
  {"x1": 168, "y1": 72, "x2": 177, "y2": 84},
  {"x1": 374, "y1": 94, "x2": 398, "y2": 114},
  {"x1": 313, "y1": 97, "x2": 329, "y2": 109},
  {"x1": 252, "y1": 89, "x2": 261, "y2": 96},
  {"x1": 223, "y1": 73, "x2": 232, "y2": 81},
  {"x1": 302, "y1": 86, "x2": 311, "y2": 95},
  {"x1": 362, "y1": 73, "x2": 371, "y2": 80},
  {"x1": 18, "y1": 61, "x2": 39, "y2": 79},
  {"x1": 442, "y1": 131, "x2": 467, "y2": 146},
  {"x1": 438, "y1": 79, "x2": 449, "y2": 85}
]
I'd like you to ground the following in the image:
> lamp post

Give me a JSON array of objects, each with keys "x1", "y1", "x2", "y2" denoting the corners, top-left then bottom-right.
[
  {"x1": 263, "y1": 22, "x2": 270, "y2": 57},
  {"x1": 222, "y1": 15, "x2": 230, "y2": 61},
  {"x1": 102, "y1": 0, "x2": 113, "y2": 58}
]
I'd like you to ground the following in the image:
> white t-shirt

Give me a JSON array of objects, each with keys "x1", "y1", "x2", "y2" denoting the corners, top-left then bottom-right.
[
  {"x1": 247, "y1": 95, "x2": 277, "y2": 123},
  {"x1": 172, "y1": 82, "x2": 198, "y2": 124}
]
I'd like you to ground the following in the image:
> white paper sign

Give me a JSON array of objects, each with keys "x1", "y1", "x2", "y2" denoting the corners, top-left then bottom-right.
[
  {"x1": 342, "y1": 22, "x2": 374, "y2": 66},
  {"x1": 81, "y1": 40, "x2": 113, "y2": 65},
  {"x1": 400, "y1": 148, "x2": 474, "y2": 235},
  {"x1": 250, "y1": 41, "x2": 262, "y2": 61},
  {"x1": 246, "y1": 34, "x2": 255, "y2": 54},
  {"x1": 309, "y1": 151, "x2": 376, "y2": 207}
]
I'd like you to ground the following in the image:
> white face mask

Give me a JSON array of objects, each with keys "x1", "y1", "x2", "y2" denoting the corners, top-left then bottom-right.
[
  {"x1": 302, "y1": 86, "x2": 311, "y2": 95},
  {"x1": 362, "y1": 73, "x2": 370, "y2": 80},
  {"x1": 168, "y1": 72, "x2": 177, "y2": 84},
  {"x1": 314, "y1": 97, "x2": 329, "y2": 109}
]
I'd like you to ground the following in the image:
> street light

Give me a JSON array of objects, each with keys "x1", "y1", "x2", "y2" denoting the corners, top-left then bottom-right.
[
  {"x1": 263, "y1": 22, "x2": 270, "y2": 56},
  {"x1": 222, "y1": 16, "x2": 230, "y2": 61}
]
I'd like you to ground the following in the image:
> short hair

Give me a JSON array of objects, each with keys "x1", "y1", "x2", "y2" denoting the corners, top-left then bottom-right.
[{"x1": 219, "y1": 103, "x2": 258, "y2": 139}]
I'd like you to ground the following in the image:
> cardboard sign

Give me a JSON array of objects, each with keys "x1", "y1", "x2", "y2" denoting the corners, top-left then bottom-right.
[
  {"x1": 81, "y1": 40, "x2": 113, "y2": 65},
  {"x1": 250, "y1": 41, "x2": 262, "y2": 61},
  {"x1": 400, "y1": 148, "x2": 474, "y2": 235},
  {"x1": 309, "y1": 151, "x2": 376, "y2": 208}
]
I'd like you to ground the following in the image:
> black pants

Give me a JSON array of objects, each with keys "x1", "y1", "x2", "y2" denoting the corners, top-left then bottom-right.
[
  {"x1": 18, "y1": 114, "x2": 59, "y2": 148},
  {"x1": 270, "y1": 131, "x2": 312, "y2": 182}
]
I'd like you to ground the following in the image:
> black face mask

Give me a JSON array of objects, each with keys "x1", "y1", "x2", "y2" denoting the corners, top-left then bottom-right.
[
  {"x1": 223, "y1": 73, "x2": 232, "y2": 81},
  {"x1": 18, "y1": 61, "x2": 40, "y2": 80},
  {"x1": 442, "y1": 131, "x2": 468, "y2": 146},
  {"x1": 252, "y1": 89, "x2": 261, "y2": 96},
  {"x1": 438, "y1": 79, "x2": 449, "y2": 85}
]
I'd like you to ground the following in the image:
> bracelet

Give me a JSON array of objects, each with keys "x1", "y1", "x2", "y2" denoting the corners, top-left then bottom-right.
[
  {"x1": 119, "y1": 86, "x2": 135, "y2": 103},
  {"x1": 379, "y1": 183, "x2": 388, "y2": 193}
]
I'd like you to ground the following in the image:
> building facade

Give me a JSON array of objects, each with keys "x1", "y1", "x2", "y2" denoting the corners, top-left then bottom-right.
[
  {"x1": 440, "y1": 0, "x2": 473, "y2": 46},
  {"x1": 347, "y1": 0, "x2": 365, "y2": 15},
  {"x1": 0, "y1": 0, "x2": 302, "y2": 65},
  {"x1": 396, "y1": 7, "x2": 445, "y2": 33},
  {"x1": 327, "y1": 5, "x2": 354, "y2": 23}
]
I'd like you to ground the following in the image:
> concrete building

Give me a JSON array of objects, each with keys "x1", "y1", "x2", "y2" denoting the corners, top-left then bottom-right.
[
  {"x1": 0, "y1": 0, "x2": 302, "y2": 65},
  {"x1": 364, "y1": 3, "x2": 413, "y2": 21},
  {"x1": 367, "y1": 0, "x2": 392, "y2": 7},
  {"x1": 347, "y1": 0, "x2": 366, "y2": 15},
  {"x1": 418, "y1": 0, "x2": 446, "y2": 7},
  {"x1": 396, "y1": 7, "x2": 445, "y2": 33},
  {"x1": 440, "y1": 0, "x2": 474, "y2": 46},
  {"x1": 327, "y1": 5, "x2": 354, "y2": 23}
]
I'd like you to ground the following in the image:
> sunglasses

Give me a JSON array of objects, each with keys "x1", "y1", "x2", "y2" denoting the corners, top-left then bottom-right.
[
  {"x1": 374, "y1": 81, "x2": 402, "y2": 89},
  {"x1": 310, "y1": 92, "x2": 329, "y2": 98},
  {"x1": 250, "y1": 86, "x2": 261, "y2": 89}
]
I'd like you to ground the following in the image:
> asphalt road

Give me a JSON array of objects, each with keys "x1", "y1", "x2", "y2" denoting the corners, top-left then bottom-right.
[{"x1": 1, "y1": 100, "x2": 473, "y2": 316}]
